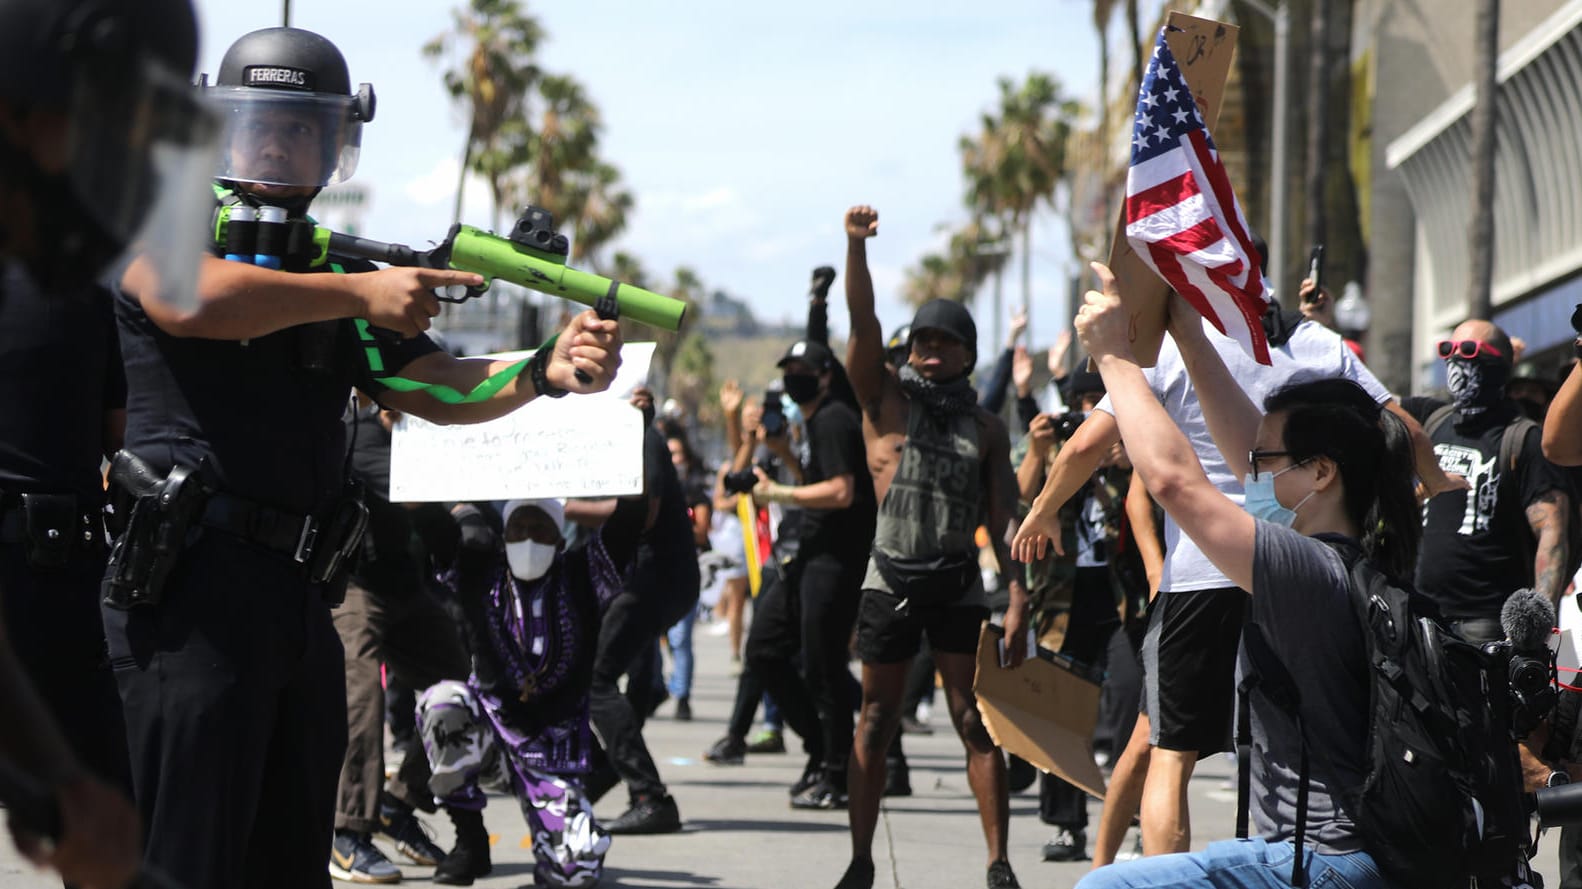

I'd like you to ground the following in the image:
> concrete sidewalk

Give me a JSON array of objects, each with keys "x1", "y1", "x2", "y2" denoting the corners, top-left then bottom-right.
[{"x1": 0, "y1": 613, "x2": 1563, "y2": 888}]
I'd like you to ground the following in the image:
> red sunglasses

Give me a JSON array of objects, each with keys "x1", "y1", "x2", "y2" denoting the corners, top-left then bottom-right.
[{"x1": 1437, "y1": 339, "x2": 1504, "y2": 360}]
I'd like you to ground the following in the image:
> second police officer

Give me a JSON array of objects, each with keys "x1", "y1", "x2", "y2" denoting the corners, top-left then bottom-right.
[{"x1": 106, "y1": 27, "x2": 622, "y2": 888}]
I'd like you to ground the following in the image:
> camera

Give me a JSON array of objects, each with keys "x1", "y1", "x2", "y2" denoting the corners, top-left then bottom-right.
[
  {"x1": 1052, "y1": 411, "x2": 1086, "y2": 440},
  {"x1": 722, "y1": 468, "x2": 759, "y2": 496}
]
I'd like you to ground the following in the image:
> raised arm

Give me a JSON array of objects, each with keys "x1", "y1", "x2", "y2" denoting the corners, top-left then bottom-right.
[
  {"x1": 806, "y1": 265, "x2": 835, "y2": 345},
  {"x1": 842, "y1": 205, "x2": 887, "y2": 416},
  {"x1": 1545, "y1": 362, "x2": 1582, "y2": 466},
  {"x1": 1077, "y1": 263, "x2": 1254, "y2": 593},
  {"x1": 1165, "y1": 293, "x2": 1262, "y2": 481},
  {"x1": 720, "y1": 381, "x2": 745, "y2": 456}
]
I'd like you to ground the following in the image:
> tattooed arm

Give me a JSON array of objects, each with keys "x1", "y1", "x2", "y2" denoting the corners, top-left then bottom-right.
[{"x1": 1526, "y1": 489, "x2": 1571, "y2": 606}]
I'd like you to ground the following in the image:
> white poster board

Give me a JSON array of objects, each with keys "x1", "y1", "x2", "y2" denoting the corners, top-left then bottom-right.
[{"x1": 388, "y1": 342, "x2": 655, "y2": 502}]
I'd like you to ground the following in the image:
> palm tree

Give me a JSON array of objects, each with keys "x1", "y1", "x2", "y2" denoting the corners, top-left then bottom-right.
[
  {"x1": 961, "y1": 74, "x2": 1080, "y2": 326},
  {"x1": 1092, "y1": 0, "x2": 1118, "y2": 153},
  {"x1": 519, "y1": 73, "x2": 601, "y2": 220},
  {"x1": 563, "y1": 162, "x2": 635, "y2": 271},
  {"x1": 423, "y1": 0, "x2": 544, "y2": 228},
  {"x1": 1467, "y1": 0, "x2": 1500, "y2": 318}
]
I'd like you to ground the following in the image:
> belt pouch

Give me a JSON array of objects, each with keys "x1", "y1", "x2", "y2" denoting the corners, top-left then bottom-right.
[{"x1": 21, "y1": 493, "x2": 76, "y2": 568}]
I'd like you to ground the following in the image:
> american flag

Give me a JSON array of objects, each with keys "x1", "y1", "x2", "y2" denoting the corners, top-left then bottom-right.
[{"x1": 1125, "y1": 27, "x2": 1273, "y2": 364}]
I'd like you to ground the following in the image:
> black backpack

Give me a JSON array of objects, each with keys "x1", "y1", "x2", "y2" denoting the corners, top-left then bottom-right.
[{"x1": 1236, "y1": 538, "x2": 1534, "y2": 889}]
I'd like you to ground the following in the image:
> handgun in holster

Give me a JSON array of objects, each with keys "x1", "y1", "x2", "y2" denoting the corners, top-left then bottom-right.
[
  {"x1": 306, "y1": 479, "x2": 369, "y2": 606},
  {"x1": 103, "y1": 452, "x2": 211, "y2": 610}
]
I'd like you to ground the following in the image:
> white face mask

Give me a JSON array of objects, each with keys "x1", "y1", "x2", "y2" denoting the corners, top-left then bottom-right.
[{"x1": 505, "y1": 540, "x2": 558, "y2": 581}]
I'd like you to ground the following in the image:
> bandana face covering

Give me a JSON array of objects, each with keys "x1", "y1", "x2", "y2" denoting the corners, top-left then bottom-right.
[
  {"x1": 897, "y1": 364, "x2": 977, "y2": 417},
  {"x1": 1445, "y1": 357, "x2": 1509, "y2": 417}
]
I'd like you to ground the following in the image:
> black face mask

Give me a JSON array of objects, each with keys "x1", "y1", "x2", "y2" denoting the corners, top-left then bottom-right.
[
  {"x1": 0, "y1": 137, "x2": 120, "y2": 290},
  {"x1": 782, "y1": 372, "x2": 821, "y2": 405},
  {"x1": 1445, "y1": 357, "x2": 1510, "y2": 417}
]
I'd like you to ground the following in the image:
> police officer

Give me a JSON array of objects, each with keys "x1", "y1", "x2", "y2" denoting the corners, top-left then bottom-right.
[
  {"x1": 107, "y1": 27, "x2": 622, "y2": 889},
  {"x1": 0, "y1": 1, "x2": 213, "y2": 887}
]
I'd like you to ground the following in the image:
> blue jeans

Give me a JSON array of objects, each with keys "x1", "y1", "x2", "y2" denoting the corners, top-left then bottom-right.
[
  {"x1": 666, "y1": 609, "x2": 695, "y2": 699},
  {"x1": 1075, "y1": 838, "x2": 1393, "y2": 889}
]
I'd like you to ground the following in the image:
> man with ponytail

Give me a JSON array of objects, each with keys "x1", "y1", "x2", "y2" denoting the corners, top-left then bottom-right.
[{"x1": 1025, "y1": 266, "x2": 1424, "y2": 889}]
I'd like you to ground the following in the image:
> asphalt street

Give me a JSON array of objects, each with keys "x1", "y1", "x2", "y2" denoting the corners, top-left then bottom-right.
[{"x1": 0, "y1": 616, "x2": 1564, "y2": 888}]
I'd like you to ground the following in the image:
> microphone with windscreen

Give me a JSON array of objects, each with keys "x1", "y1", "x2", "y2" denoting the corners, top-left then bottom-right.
[
  {"x1": 1495, "y1": 588, "x2": 1559, "y2": 738},
  {"x1": 1502, "y1": 587, "x2": 1557, "y2": 654}
]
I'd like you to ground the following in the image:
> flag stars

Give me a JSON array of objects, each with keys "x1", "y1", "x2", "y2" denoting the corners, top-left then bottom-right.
[
  {"x1": 1172, "y1": 108, "x2": 1190, "y2": 125},
  {"x1": 1162, "y1": 85, "x2": 1181, "y2": 105}
]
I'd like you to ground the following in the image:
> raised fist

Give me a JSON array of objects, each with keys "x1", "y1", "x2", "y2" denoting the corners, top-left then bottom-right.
[{"x1": 845, "y1": 205, "x2": 879, "y2": 240}]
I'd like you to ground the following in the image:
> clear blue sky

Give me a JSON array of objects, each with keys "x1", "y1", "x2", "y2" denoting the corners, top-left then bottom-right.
[{"x1": 194, "y1": 1, "x2": 1101, "y2": 356}]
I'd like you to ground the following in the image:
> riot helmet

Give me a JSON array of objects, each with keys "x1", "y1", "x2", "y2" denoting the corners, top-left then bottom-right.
[
  {"x1": 0, "y1": 0, "x2": 218, "y2": 296},
  {"x1": 206, "y1": 28, "x2": 375, "y2": 189}
]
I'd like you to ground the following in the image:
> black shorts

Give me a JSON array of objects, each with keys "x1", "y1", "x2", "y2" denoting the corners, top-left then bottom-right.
[
  {"x1": 854, "y1": 587, "x2": 989, "y2": 665},
  {"x1": 1140, "y1": 586, "x2": 1247, "y2": 755}
]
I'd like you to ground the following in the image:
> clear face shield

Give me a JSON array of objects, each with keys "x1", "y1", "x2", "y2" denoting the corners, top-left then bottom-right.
[
  {"x1": 209, "y1": 87, "x2": 363, "y2": 189},
  {"x1": 54, "y1": 54, "x2": 219, "y2": 308}
]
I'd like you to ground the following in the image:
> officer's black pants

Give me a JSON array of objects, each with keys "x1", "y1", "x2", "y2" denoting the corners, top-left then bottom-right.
[
  {"x1": 334, "y1": 580, "x2": 470, "y2": 833},
  {"x1": 0, "y1": 539, "x2": 131, "y2": 794},
  {"x1": 1040, "y1": 566, "x2": 1123, "y2": 830},
  {"x1": 588, "y1": 590, "x2": 671, "y2": 801},
  {"x1": 103, "y1": 531, "x2": 347, "y2": 889}
]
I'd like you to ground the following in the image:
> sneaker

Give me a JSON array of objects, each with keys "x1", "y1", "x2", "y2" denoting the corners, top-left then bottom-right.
[
  {"x1": 675, "y1": 696, "x2": 692, "y2": 721},
  {"x1": 1041, "y1": 826, "x2": 1086, "y2": 862},
  {"x1": 882, "y1": 760, "x2": 912, "y2": 798},
  {"x1": 790, "y1": 779, "x2": 847, "y2": 810},
  {"x1": 1115, "y1": 833, "x2": 1145, "y2": 862},
  {"x1": 604, "y1": 793, "x2": 682, "y2": 835},
  {"x1": 987, "y1": 858, "x2": 1021, "y2": 888},
  {"x1": 834, "y1": 856, "x2": 876, "y2": 889},
  {"x1": 746, "y1": 728, "x2": 785, "y2": 754},
  {"x1": 329, "y1": 830, "x2": 403, "y2": 884},
  {"x1": 704, "y1": 735, "x2": 746, "y2": 765},
  {"x1": 789, "y1": 760, "x2": 823, "y2": 798},
  {"x1": 378, "y1": 797, "x2": 446, "y2": 867},
  {"x1": 899, "y1": 714, "x2": 934, "y2": 735}
]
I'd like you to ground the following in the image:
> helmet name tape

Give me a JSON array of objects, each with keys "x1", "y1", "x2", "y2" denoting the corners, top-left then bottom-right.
[{"x1": 243, "y1": 65, "x2": 312, "y2": 89}]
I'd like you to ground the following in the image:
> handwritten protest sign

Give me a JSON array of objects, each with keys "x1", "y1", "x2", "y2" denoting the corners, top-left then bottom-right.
[{"x1": 388, "y1": 343, "x2": 655, "y2": 502}]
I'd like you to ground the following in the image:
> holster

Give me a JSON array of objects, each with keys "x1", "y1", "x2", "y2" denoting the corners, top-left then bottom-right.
[
  {"x1": 103, "y1": 451, "x2": 210, "y2": 610},
  {"x1": 306, "y1": 479, "x2": 369, "y2": 606}
]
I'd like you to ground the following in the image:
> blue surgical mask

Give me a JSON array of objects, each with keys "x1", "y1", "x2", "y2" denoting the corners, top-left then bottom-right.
[{"x1": 1241, "y1": 461, "x2": 1314, "y2": 527}]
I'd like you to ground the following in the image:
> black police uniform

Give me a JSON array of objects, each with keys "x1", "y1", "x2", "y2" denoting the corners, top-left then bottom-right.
[
  {"x1": 104, "y1": 241, "x2": 438, "y2": 888},
  {"x1": 0, "y1": 262, "x2": 132, "y2": 796}
]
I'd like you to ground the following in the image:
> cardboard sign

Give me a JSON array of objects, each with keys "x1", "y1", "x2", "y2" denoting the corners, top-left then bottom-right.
[
  {"x1": 1104, "y1": 11, "x2": 1241, "y2": 367},
  {"x1": 973, "y1": 623, "x2": 1108, "y2": 800},
  {"x1": 387, "y1": 343, "x2": 655, "y2": 502}
]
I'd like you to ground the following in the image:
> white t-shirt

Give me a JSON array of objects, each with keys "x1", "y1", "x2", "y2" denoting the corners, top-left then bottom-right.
[{"x1": 1094, "y1": 317, "x2": 1392, "y2": 593}]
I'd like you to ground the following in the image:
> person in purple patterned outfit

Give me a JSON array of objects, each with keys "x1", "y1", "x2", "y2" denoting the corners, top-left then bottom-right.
[{"x1": 419, "y1": 495, "x2": 646, "y2": 887}]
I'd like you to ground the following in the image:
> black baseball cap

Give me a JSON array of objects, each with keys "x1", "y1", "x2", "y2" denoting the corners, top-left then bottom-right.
[
  {"x1": 910, "y1": 299, "x2": 977, "y2": 348},
  {"x1": 777, "y1": 340, "x2": 835, "y2": 372}
]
